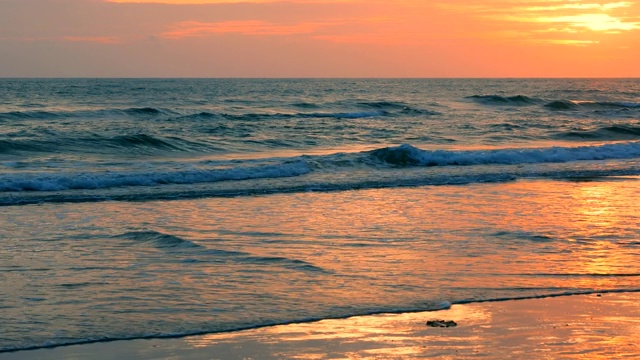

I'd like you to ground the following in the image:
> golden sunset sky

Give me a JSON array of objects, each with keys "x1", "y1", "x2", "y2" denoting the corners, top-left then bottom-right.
[{"x1": 1, "y1": 0, "x2": 638, "y2": 77}]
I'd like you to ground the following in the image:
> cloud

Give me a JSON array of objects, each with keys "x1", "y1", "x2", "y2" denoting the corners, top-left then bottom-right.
[
  {"x1": 532, "y1": 13, "x2": 639, "y2": 32},
  {"x1": 106, "y1": 0, "x2": 354, "y2": 3},
  {"x1": 107, "y1": 0, "x2": 278, "y2": 3},
  {"x1": 2, "y1": 0, "x2": 639, "y2": 76},
  {"x1": 61, "y1": 36, "x2": 122, "y2": 44},
  {"x1": 312, "y1": 34, "x2": 394, "y2": 44},
  {"x1": 161, "y1": 20, "x2": 328, "y2": 39},
  {"x1": 0, "y1": 36, "x2": 122, "y2": 44},
  {"x1": 511, "y1": 1, "x2": 633, "y2": 12},
  {"x1": 435, "y1": 0, "x2": 640, "y2": 45},
  {"x1": 546, "y1": 39, "x2": 600, "y2": 46}
]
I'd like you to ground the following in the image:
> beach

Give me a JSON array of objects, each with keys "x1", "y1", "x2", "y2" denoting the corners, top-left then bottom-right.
[
  {"x1": 3, "y1": 292, "x2": 639, "y2": 359},
  {"x1": 3, "y1": 0, "x2": 640, "y2": 355}
]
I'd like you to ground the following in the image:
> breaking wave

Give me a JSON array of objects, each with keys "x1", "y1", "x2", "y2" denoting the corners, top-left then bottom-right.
[
  {"x1": 0, "y1": 159, "x2": 311, "y2": 192},
  {"x1": 2, "y1": 142, "x2": 640, "y2": 206},
  {"x1": 367, "y1": 142, "x2": 640, "y2": 167}
]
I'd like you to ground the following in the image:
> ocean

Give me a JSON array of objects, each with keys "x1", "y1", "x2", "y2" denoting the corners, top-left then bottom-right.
[{"x1": 1, "y1": 78, "x2": 640, "y2": 352}]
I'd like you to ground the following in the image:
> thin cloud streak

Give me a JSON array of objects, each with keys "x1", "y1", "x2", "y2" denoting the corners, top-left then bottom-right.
[
  {"x1": 531, "y1": 14, "x2": 640, "y2": 31},
  {"x1": 162, "y1": 20, "x2": 327, "y2": 39},
  {"x1": 0, "y1": 36, "x2": 122, "y2": 44},
  {"x1": 107, "y1": 0, "x2": 356, "y2": 3},
  {"x1": 522, "y1": 2, "x2": 633, "y2": 11},
  {"x1": 61, "y1": 36, "x2": 123, "y2": 44}
]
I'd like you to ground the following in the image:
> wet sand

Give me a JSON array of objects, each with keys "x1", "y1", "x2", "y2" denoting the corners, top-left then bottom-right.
[{"x1": 2, "y1": 292, "x2": 639, "y2": 359}]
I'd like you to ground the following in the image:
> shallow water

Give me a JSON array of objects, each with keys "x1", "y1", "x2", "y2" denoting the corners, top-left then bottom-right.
[{"x1": 2, "y1": 177, "x2": 640, "y2": 350}]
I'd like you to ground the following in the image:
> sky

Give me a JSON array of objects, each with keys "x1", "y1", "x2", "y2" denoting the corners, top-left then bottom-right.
[{"x1": 0, "y1": 0, "x2": 639, "y2": 77}]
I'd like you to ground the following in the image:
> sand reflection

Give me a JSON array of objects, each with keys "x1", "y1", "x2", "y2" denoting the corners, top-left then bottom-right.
[
  {"x1": 179, "y1": 293, "x2": 640, "y2": 359},
  {"x1": 185, "y1": 305, "x2": 492, "y2": 358}
]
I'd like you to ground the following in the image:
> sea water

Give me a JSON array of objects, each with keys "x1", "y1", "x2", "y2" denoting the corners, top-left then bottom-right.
[{"x1": 1, "y1": 78, "x2": 640, "y2": 352}]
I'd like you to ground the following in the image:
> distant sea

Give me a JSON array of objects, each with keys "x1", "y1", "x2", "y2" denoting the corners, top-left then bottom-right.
[{"x1": 2, "y1": 78, "x2": 640, "y2": 352}]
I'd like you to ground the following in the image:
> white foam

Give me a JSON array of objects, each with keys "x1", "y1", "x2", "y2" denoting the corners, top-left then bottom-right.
[
  {"x1": 0, "y1": 161, "x2": 311, "y2": 192},
  {"x1": 377, "y1": 142, "x2": 640, "y2": 166}
]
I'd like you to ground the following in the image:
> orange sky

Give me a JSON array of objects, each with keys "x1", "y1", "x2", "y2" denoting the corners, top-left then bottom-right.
[{"x1": 1, "y1": 0, "x2": 638, "y2": 77}]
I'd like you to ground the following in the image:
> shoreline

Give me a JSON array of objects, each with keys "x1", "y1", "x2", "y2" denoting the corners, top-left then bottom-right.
[{"x1": 3, "y1": 291, "x2": 640, "y2": 359}]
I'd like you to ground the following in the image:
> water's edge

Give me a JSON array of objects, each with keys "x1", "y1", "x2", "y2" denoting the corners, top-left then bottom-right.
[{"x1": 3, "y1": 288, "x2": 638, "y2": 354}]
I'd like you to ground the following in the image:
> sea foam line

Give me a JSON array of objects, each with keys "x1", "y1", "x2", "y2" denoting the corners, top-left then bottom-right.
[
  {"x1": 368, "y1": 142, "x2": 640, "y2": 166},
  {"x1": 0, "y1": 161, "x2": 310, "y2": 192}
]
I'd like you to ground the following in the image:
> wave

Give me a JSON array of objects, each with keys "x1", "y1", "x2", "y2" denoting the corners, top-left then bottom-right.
[
  {"x1": 292, "y1": 102, "x2": 320, "y2": 109},
  {"x1": 180, "y1": 110, "x2": 387, "y2": 122},
  {"x1": 178, "y1": 111, "x2": 219, "y2": 120},
  {"x1": 0, "y1": 139, "x2": 48, "y2": 154},
  {"x1": 0, "y1": 107, "x2": 171, "y2": 121},
  {"x1": 221, "y1": 109, "x2": 435, "y2": 121},
  {"x1": 467, "y1": 95, "x2": 541, "y2": 105},
  {"x1": 298, "y1": 111, "x2": 386, "y2": 119},
  {"x1": 114, "y1": 231, "x2": 201, "y2": 249},
  {"x1": 112, "y1": 231, "x2": 327, "y2": 272},
  {"x1": 0, "y1": 110, "x2": 62, "y2": 120},
  {"x1": 545, "y1": 100, "x2": 640, "y2": 111},
  {"x1": 357, "y1": 101, "x2": 440, "y2": 115},
  {"x1": 196, "y1": 248, "x2": 327, "y2": 273},
  {"x1": 0, "y1": 171, "x2": 521, "y2": 206},
  {"x1": 241, "y1": 256, "x2": 327, "y2": 273},
  {"x1": 2, "y1": 142, "x2": 640, "y2": 203},
  {"x1": 122, "y1": 107, "x2": 164, "y2": 115},
  {"x1": 358, "y1": 101, "x2": 410, "y2": 109},
  {"x1": 0, "y1": 134, "x2": 214, "y2": 155},
  {"x1": 0, "y1": 159, "x2": 311, "y2": 192},
  {"x1": 544, "y1": 100, "x2": 579, "y2": 110},
  {"x1": 576, "y1": 101, "x2": 640, "y2": 109},
  {"x1": 105, "y1": 134, "x2": 206, "y2": 152},
  {"x1": 0, "y1": 102, "x2": 437, "y2": 123},
  {"x1": 466, "y1": 95, "x2": 640, "y2": 113},
  {"x1": 0, "y1": 101, "x2": 439, "y2": 125},
  {"x1": 555, "y1": 125, "x2": 640, "y2": 141},
  {"x1": 492, "y1": 230, "x2": 554, "y2": 243},
  {"x1": 367, "y1": 142, "x2": 640, "y2": 167}
]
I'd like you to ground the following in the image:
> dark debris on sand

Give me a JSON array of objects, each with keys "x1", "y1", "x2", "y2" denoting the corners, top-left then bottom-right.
[{"x1": 426, "y1": 320, "x2": 458, "y2": 328}]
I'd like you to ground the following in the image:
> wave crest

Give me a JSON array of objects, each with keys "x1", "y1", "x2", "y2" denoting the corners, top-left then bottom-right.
[
  {"x1": 122, "y1": 107, "x2": 163, "y2": 115},
  {"x1": 114, "y1": 231, "x2": 201, "y2": 249},
  {"x1": 467, "y1": 95, "x2": 540, "y2": 105},
  {"x1": 544, "y1": 100, "x2": 578, "y2": 110},
  {"x1": 368, "y1": 142, "x2": 640, "y2": 167},
  {"x1": 555, "y1": 125, "x2": 640, "y2": 140},
  {"x1": 0, "y1": 160, "x2": 311, "y2": 192},
  {"x1": 0, "y1": 134, "x2": 214, "y2": 155},
  {"x1": 545, "y1": 100, "x2": 640, "y2": 111}
]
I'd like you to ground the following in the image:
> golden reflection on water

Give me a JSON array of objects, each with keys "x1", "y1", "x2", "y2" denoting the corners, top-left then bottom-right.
[{"x1": 90, "y1": 176, "x2": 640, "y2": 306}]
